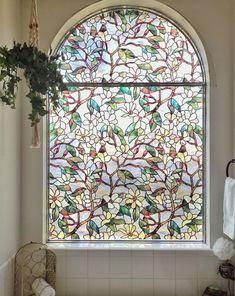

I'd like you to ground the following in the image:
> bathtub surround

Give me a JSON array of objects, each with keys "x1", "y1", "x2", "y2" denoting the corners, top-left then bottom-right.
[{"x1": 53, "y1": 249, "x2": 224, "y2": 296}]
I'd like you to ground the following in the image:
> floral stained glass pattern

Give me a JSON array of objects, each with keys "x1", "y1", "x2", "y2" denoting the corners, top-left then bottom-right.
[
  {"x1": 58, "y1": 8, "x2": 203, "y2": 84},
  {"x1": 48, "y1": 7, "x2": 205, "y2": 241},
  {"x1": 49, "y1": 85, "x2": 204, "y2": 240}
]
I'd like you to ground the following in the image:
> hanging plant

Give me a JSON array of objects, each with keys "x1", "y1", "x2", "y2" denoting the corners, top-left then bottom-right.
[{"x1": 0, "y1": 42, "x2": 66, "y2": 126}]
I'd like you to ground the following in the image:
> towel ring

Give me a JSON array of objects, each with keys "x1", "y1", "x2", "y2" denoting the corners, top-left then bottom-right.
[{"x1": 226, "y1": 159, "x2": 235, "y2": 177}]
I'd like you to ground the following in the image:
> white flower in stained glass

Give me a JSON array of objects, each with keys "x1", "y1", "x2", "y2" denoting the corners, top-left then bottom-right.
[
  {"x1": 125, "y1": 68, "x2": 145, "y2": 82},
  {"x1": 120, "y1": 224, "x2": 139, "y2": 239},
  {"x1": 56, "y1": 174, "x2": 75, "y2": 187},
  {"x1": 184, "y1": 194, "x2": 203, "y2": 211},
  {"x1": 125, "y1": 188, "x2": 144, "y2": 209},
  {"x1": 155, "y1": 127, "x2": 171, "y2": 143},
  {"x1": 49, "y1": 188, "x2": 64, "y2": 209},
  {"x1": 137, "y1": 174, "x2": 155, "y2": 185},
  {"x1": 120, "y1": 102, "x2": 142, "y2": 118},
  {"x1": 163, "y1": 193, "x2": 181, "y2": 209},
  {"x1": 181, "y1": 212, "x2": 198, "y2": 227},
  {"x1": 49, "y1": 225, "x2": 58, "y2": 240},
  {"x1": 100, "y1": 211, "x2": 116, "y2": 226},
  {"x1": 115, "y1": 144, "x2": 134, "y2": 158}
]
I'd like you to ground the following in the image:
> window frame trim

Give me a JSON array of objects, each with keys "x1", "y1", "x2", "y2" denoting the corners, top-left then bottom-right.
[{"x1": 43, "y1": 0, "x2": 210, "y2": 247}]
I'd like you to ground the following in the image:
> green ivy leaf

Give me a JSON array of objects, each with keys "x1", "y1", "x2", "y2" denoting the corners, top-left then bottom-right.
[
  {"x1": 90, "y1": 99, "x2": 100, "y2": 112},
  {"x1": 151, "y1": 112, "x2": 162, "y2": 128},
  {"x1": 64, "y1": 167, "x2": 78, "y2": 175},
  {"x1": 125, "y1": 123, "x2": 136, "y2": 136},
  {"x1": 152, "y1": 233, "x2": 161, "y2": 239},
  {"x1": 52, "y1": 205, "x2": 60, "y2": 221},
  {"x1": 168, "y1": 220, "x2": 181, "y2": 234},
  {"x1": 66, "y1": 145, "x2": 76, "y2": 157},
  {"x1": 145, "y1": 45, "x2": 159, "y2": 54},
  {"x1": 145, "y1": 145, "x2": 156, "y2": 157},
  {"x1": 117, "y1": 170, "x2": 126, "y2": 183},
  {"x1": 106, "y1": 101, "x2": 117, "y2": 110},
  {"x1": 143, "y1": 167, "x2": 157, "y2": 175},
  {"x1": 58, "y1": 219, "x2": 69, "y2": 234},
  {"x1": 117, "y1": 169, "x2": 135, "y2": 182},
  {"x1": 187, "y1": 100, "x2": 199, "y2": 110},
  {"x1": 133, "y1": 206, "x2": 140, "y2": 222},
  {"x1": 119, "y1": 48, "x2": 136, "y2": 60},
  {"x1": 128, "y1": 10, "x2": 139, "y2": 22},
  {"x1": 113, "y1": 126, "x2": 126, "y2": 145},
  {"x1": 170, "y1": 98, "x2": 181, "y2": 112},
  {"x1": 148, "y1": 35, "x2": 164, "y2": 43},
  {"x1": 147, "y1": 24, "x2": 158, "y2": 36},
  {"x1": 111, "y1": 218, "x2": 125, "y2": 225},
  {"x1": 147, "y1": 157, "x2": 162, "y2": 165},
  {"x1": 71, "y1": 66, "x2": 86, "y2": 75},
  {"x1": 56, "y1": 184, "x2": 71, "y2": 192},
  {"x1": 72, "y1": 113, "x2": 81, "y2": 126},
  {"x1": 128, "y1": 129, "x2": 138, "y2": 143},
  {"x1": 120, "y1": 86, "x2": 131, "y2": 95},
  {"x1": 118, "y1": 206, "x2": 131, "y2": 217},
  {"x1": 145, "y1": 205, "x2": 159, "y2": 214},
  {"x1": 139, "y1": 97, "x2": 150, "y2": 112},
  {"x1": 111, "y1": 97, "x2": 126, "y2": 103},
  {"x1": 64, "y1": 45, "x2": 78, "y2": 54},
  {"x1": 139, "y1": 219, "x2": 150, "y2": 234},
  {"x1": 89, "y1": 220, "x2": 100, "y2": 234},
  {"x1": 136, "y1": 184, "x2": 151, "y2": 191},
  {"x1": 64, "y1": 205, "x2": 77, "y2": 214},
  {"x1": 71, "y1": 233, "x2": 80, "y2": 239},
  {"x1": 116, "y1": 10, "x2": 127, "y2": 25},
  {"x1": 194, "y1": 125, "x2": 203, "y2": 140},
  {"x1": 138, "y1": 63, "x2": 152, "y2": 70},
  {"x1": 181, "y1": 124, "x2": 188, "y2": 133},
  {"x1": 60, "y1": 63, "x2": 71, "y2": 70},
  {"x1": 118, "y1": 49, "x2": 127, "y2": 62},
  {"x1": 69, "y1": 118, "x2": 77, "y2": 132}
]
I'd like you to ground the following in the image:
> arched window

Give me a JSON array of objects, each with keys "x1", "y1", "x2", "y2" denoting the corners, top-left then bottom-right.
[{"x1": 48, "y1": 6, "x2": 206, "y2": 241}]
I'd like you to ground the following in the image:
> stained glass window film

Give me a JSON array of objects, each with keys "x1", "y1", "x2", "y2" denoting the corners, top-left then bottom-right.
[{"x1": 48, "y1": 7, "x2": 206, "y2": 241}]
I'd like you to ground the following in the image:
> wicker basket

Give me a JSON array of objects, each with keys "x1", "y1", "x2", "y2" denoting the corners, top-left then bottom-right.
[{"x1": 14, "y1": 242, "x2": 56, "y2": 296}]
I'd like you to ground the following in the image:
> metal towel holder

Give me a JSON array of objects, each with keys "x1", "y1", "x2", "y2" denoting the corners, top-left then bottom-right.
[{"x1": 226, "y1": 159, "x2": 235, "y2": 177}]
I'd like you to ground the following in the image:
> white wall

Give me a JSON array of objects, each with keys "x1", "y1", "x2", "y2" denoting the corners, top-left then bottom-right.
[
  {"x1": 20, "y1": 0, "x2": 234, "y2": 296},
  {"x1": 0, "y1": 0, "x2": 22, "y2": 294}
]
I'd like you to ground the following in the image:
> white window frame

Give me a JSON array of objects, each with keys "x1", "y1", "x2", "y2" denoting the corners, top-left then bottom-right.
[{"x1": 44, "y1": 0, "x2": 210, "y2": 249}]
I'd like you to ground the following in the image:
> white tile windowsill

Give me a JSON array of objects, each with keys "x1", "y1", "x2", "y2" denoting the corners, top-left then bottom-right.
[{"x1": 47, "y1": 241, "x2": 211, "y2": 251}]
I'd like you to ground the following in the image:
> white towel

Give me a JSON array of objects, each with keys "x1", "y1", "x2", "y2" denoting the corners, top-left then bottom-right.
[
  {"x1": 223, "y1": 177, "x2": 235, "y2": 239},
  {"x1": 32, "y1": 278, "x2": 55, "y2": 296}
]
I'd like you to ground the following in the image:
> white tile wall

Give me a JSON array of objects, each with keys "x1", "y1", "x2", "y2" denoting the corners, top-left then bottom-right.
[
  {"x1": 0, "y1": 257, "x2": 14, "y2": 296},
  {"x1": 53, "y1": 249, "x2": 225, "y2": 296}
]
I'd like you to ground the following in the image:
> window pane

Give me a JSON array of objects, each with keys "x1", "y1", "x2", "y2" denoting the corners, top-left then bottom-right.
[
  {"x1": 57, "y1": 8, "x2": 203, "y2": 84},
  {"x1": 49, "y1": 85, "x2": 204, "y2": 240}
]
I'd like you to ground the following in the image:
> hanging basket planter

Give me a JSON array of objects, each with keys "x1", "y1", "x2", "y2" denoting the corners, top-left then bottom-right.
[
  {"x1": 0, "y1": 43, "x2": 66, "y2": 126},
  {"x1": 0, "y1": 0, "x2": 66, "y2": 147}
]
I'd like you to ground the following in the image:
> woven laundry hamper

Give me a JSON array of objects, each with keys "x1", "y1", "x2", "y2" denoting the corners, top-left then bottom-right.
[{"x1": 14, "y1": 242, "x2": 56, "y2": 296}]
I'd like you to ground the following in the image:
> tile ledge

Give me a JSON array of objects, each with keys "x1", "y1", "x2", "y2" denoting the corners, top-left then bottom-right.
[{"x1": 47, "y1": 242, "x2": 211, "y2": 251}]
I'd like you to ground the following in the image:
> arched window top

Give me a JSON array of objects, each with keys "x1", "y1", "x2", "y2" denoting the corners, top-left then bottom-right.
[{"x1": 57, "y1": 7, "x2": 204, "y2": 84}]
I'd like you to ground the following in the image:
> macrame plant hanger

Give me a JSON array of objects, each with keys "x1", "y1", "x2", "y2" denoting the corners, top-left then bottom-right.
[{"x1": 29, "y1": 0, "x2": 40, "y2": 148}]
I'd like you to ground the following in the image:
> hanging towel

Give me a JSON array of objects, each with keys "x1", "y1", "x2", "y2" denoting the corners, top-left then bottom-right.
[
  {"x1": 32, "y1": 278, "x2": 55, "y2": 296},
  {"x1": 223, "y1": 177, "x2": 235, "y2": 240}
]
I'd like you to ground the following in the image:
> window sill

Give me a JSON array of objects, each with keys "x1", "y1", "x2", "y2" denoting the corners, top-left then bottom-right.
[{"x1": 47, "y1": 242, "x2": 210, "y2": 251}]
